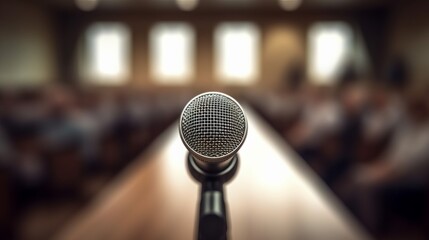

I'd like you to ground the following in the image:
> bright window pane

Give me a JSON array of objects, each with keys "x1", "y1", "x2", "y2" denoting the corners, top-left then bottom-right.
[
  {"x1": 85, "y1": 23, "x2": 130, "y2": 85},
  {"x1": 308, "y1": 22, "x2": 353, "y2": 85},
  {"x1": 215, "y1": 23, "x2": 260, "y2": 85},
  {"x1": 150, "y1": 23, "x2": 195, "y2": 84}
]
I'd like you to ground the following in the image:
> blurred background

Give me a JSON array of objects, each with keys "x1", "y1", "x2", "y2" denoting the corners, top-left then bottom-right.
[{"x1": 0, "y1": 0, "x2": 428, "y2": 239}]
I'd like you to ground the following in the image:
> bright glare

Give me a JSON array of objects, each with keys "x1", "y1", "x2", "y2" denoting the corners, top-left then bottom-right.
[
  {"x1": 215, "y1": 23, "x2": 260, "y2": 85},
  {"x1": 86, "y1": 23, "x2": 130, "y2": 85},
  {"x1": 176, "y1": 0, "x2": 199, "y2": 11},
  {"x1": 75, "y1": 0, "x2": 98, "y2": 11},
  {"x1": 150, "y1": 23, "x2": 195, "y2": 84},
  {"x1": 308, "y1": 22, "x2": 352, "y2": 85},
  {"x1": 279, "y1": 0, "x2": 302, "y2": 11}
]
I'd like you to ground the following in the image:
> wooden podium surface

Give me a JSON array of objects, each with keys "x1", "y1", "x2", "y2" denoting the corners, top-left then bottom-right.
[{"x1": 56, "y1": 107, "x2": 371, "y2": 240}]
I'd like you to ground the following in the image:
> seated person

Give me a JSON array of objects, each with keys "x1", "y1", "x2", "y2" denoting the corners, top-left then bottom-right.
[
  {"x1": 285, "y1": 85, "x2": 343, "y2": 165},
  {"x1": 320, "y1": 83, "x2": 367, "y2": 186},
  {"x1": 0, "y1": 127, "x2": 12, "y2": 166},
  {"x1": 360, "y1": 86, "x2": 403, "y2": 162}
]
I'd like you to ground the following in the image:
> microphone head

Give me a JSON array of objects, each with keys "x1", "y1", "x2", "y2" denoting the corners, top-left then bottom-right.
[{"x1": 179, "y1": 92, "x2": 247, "y2": 172}]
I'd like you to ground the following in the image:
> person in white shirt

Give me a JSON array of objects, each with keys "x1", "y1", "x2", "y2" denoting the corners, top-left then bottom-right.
[
  {"x1": 360, "y1": 86, "x2": 403, "y2": 162},
  {"x1": 286, "y1": 86, "x2": 343, "y2": 152}
]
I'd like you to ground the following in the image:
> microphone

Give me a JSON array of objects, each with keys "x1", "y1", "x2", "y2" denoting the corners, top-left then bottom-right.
[
  {"x1": 179, "y1": 92, "x2": 248, "y2": 172},
  {"x1": 179, "y1": 92, "x2": 248, "y2": 240}
]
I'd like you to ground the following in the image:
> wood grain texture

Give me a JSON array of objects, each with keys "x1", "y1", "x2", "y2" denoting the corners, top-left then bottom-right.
[{"x1": 55, "y1": 107, "x2": 371, "y2": 240}]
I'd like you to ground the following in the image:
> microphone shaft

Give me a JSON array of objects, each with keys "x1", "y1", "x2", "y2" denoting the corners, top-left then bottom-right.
[{"x1": 198, "y1": 180, "x2": 227, "y2": 240}]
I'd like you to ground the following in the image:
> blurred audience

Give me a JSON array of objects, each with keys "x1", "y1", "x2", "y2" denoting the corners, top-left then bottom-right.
[
  {"x1": 0, "y1": 86, "x2": 190, "y2": 239},
  {"x1": 254, "y1": 77, "x2": 429, "y2": 239},
  {"x1": 350, "y1": 91, "x2": 429, "y2": 236}
]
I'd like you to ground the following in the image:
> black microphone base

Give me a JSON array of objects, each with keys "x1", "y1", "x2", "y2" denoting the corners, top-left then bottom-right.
[{"x1": 187, "y1": 154, "x2": 239, "y2": 240}]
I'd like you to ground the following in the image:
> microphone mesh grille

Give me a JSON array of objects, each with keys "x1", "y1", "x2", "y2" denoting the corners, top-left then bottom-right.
[{"x1": 180, "y1": 93, "x2": 246, "y2": 158}]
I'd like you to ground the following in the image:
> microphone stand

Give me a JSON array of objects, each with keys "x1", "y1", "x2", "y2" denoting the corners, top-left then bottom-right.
[{"x1": 187, "y1": 154, "x2": 239, "y2": 240}]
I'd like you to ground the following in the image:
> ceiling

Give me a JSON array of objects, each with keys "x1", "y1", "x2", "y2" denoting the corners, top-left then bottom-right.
[{"x1": 37, "y1": 0, "x2": 395, "y2": 11}]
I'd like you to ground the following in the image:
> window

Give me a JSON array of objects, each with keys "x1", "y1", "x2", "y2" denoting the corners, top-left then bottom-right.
[
  {"x1": 308, "y1": 22, "x2": 353, "y2": 85},
  {"x1": 84, "y1": 22, "x2": 130, "y2": 85},
  {"x1": 215, "y1": 23, "x2": 260, "y2": 85},
  {"x1": 150, "y1": 23, "x2": 195, "y2": 84}
]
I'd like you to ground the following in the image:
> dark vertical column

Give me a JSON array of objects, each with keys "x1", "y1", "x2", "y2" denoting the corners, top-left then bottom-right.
[
  {"x1": 356, "y1": 8, "x2": 390, "y2": 80},
  {"x1": 54, "y1": 10, "x2": 82, "y2": 86}
]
